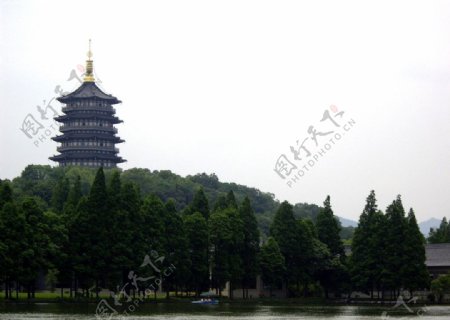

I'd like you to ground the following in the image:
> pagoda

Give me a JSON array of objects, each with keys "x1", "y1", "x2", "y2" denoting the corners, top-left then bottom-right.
[{"x1": 50, "y1": 41, "x2": 126, "y2": 168}]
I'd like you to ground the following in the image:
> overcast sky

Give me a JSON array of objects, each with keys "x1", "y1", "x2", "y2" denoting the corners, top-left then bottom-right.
[{"x1": 1, "y1": 0, "x2": 449, "y2": 222}]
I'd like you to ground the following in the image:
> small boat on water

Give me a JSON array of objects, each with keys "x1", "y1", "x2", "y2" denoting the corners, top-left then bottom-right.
[
  {"x1": 192, "y1": 291, "x2": 219, "y2": 304},
  {"x1": 191, "y1": 298, "x2": 219, "y2": 305}
]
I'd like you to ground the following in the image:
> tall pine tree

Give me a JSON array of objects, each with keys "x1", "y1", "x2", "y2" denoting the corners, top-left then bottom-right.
[
  {"x1": 162, "y1": 199, "x2": 191, "y2": 297},
  {"x1": 316, "y1": 196, "x2": 344, "y2": 257},
  {"x1": 260, "y1": 237, "x2": 285, "y2": 297},
  {"x1": 315, "y1": 196, "x2": 346, "y2": 298},
  {"x1": 51, "y1": 177, "x2": 70, "y2": 213},
  {"x1": 270, "y1": 201, "x2": 309, "y2": 293},
  {"x1": 189, "y1": 187, "x2": 210, "y2": 220},
  {"x1": 239, "y1": 196, "x2": 260, "y2": 298},
  {"x1": 350, "y1": 190, "x2": 386, "y2": 297},
  {"x1": 403, "y1": 208, "x2": 429, "y2": 292},
  {"x1": 428, "y1": 217, "x2": 449, "y2": 243},
  {"x1": 383, "y1": 195, "x2": 409, "y2": 295},
  {"x1": 183, "y1": 212, "x2": 210, "y2": 296}
]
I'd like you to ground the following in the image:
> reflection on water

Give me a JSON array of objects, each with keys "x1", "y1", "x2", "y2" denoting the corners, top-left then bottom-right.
[{"x1": 1, "y1": 303, "x2": 450, "y2": 319}]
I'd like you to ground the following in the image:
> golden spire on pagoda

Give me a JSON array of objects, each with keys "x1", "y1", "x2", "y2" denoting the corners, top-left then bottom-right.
[{"x1": 83, "y1": 39, "x2": 95, "y2": 82}]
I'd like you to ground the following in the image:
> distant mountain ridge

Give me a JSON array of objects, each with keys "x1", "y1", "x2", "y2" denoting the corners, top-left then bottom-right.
[
  {"x1": 419, "y1": 218, "x2": 441, "y2": 237},
  {"x1": 338, "y1": 216, "x2": 358, "y2": 228},
  {"x1": 336, "y1": 215, "x2": 441, "y2": 238}
]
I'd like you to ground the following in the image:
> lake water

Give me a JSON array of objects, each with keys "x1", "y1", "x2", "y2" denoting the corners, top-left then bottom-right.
[{"x1": 1, "y1": 303, "x2": 450, "y2": 319}]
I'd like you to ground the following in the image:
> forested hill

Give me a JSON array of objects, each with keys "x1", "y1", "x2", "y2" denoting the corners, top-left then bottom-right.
[
  {"x1": 5, "y1": 165, "x2": 353, "y2": 239},
  {"x1": 7, "y1": 165, "x2": 279, "y2": 236}
]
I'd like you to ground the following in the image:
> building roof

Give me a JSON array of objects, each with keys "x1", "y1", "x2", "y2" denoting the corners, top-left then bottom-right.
[
  {"x1": 343, "y1": 243, "x2": 450, "y2": 268},
  {"x1": 57, "y1": 82, "x2": 121, "y2": 104},
  {"x1": 425, "y1": 243, "x2": 450, "y2": 267}
]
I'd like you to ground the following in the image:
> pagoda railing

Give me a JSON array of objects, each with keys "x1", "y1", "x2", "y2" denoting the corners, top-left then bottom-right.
[
  {"x1": 62, "y1": 105, "x2": 116, "y2": 114},
  {"x1": 54, "y1": 115, "x2": 122, "y2": 124},
  {"x1": 57, "y1": 145, "x2": 119, "y2": 153},
  {"x1": 60, "y1": 125, "x2": 118, "y2": 133}
]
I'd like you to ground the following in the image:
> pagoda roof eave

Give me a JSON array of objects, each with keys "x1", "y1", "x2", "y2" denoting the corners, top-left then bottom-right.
[
  {"x1": 57, "y1": 82, "x2": 121, "y2": 104},
  {"x1": 50, "y1": 153, "x2": 126, "y2": 163},
  {"x1": 52, "y1": 134, "x2": 125, "y2": 143},
  {"x1": 54, "y1": 114, "x2": 123, "y2": 124}
]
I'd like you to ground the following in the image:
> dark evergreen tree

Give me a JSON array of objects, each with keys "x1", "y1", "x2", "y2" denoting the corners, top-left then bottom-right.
[
  {"x1": 316, "y1": 196, "x2": 344, "y2": 257},
  {"x1": 431, "y1": 273, "x2": 450, "y2": 303},
  {"x1": 260, "y1": 237, "x2": 285, "y2": 297},
  {"x1": 0, "y1": 201, "x2": 27, "y2": 299},
  {"x1": 87, "y1": 168, "x2": 111, "y2": 296},
  {"x1": 403, "y1": 208, "x2": 429, "y2": 292},
  {"x1": 0, "y1": 181, "x2": 13, "y2": 210},
  {"x1": 70, "y1": 196, "x2": 95, "y2": 294},
  {"x1": 183, "y1": 212, "x2": 210, "y2": 296},
  {"x1": 0, "y1": 217, "x2": 6, "y2": 297},
  {"x1": 12, "y1": 165, "x2": 55, "y2": 203},
  {"x1": 108, "y1": 171, "x2": 122, "y2": 210},
  {"x1": 350, "y1": 190, "x2": 385, "y2": 297},
  {"x1": 21, "y1": 198, "x2": 52, "y2": 298},
  {"x1": 239, "y1": 196, "x2": 260, "y2": 298},
  {"x1": 44, "y1": 210, "x2": 68, "y2": 298},
  {"x1": 270, "y1": 201, "x2": 305, "y2": 293},
  {"x1": 63, "y1": 168, "x2": 111, "y2": 296},
  {"x1": 107, "y1": 172, "x2": 135, "y2": 291},
  {"x1": 213, "y1": 195, "x2": 229, "y2": 212},
  {"x1": 139, "y1": 194, "x2": 166, "y2": 295},
  {"x1": 209, "y1": 210, "x2": 231, "y2": 295},
  {"x1": 209, "y1": 207, "x2": 244, "y2": 297},
  {"x1": 307, "y1": 223, "x2": 333, "y2": 294},
  {"x1": 58, "y1": 175, "x2": 83, "y2": 297},
  {"x1": 189, "y1": 187, "x2": 210, "y2": 220},
  {"x1": 301, "y1": 218, "x2": 340, "y2": 296},
  {"x1": 162, "y1": 199, "x2": 191, "y2": 297},
  {"x1": 140, "y1": 194, "x2": 165, "y2": 254},
  {"x1": 51, "y1": 177, "x2": 70, "y2": 213},
  {"x1": 120, "y1": 182, "x2": 144, "y2": 279},
  {"x1": 383, "y1": 195, "x2": 409, "y2": 295},
  {"x1": 428, "y1": 217, "x2": 449, "y2": 243},
  {"x1": 315, "y1": 196, "x2": 346, "y2": 297},
  {"x1": 65, "y1": 175, "x2": 82, "y2": 210},
  {"x1": 120, "y1": 182, "x2": 143, "y2": 266},
  {"x1": 226, "y1": 207, "x2": 244, "y2": 299},
  {"x1": 296, "y1": 219, "x2": 316, "y2": 294},
  {"x1": 226, "y1": 190, "x2": 238, "y2": 209}
]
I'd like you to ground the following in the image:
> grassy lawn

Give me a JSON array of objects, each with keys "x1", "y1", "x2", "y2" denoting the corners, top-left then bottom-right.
[{"x1": 0, "y1": 290, "x2": 188, "y2": 301}]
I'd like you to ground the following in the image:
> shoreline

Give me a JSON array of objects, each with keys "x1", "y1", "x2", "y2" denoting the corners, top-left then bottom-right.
[{"x1": 0, "y1": 297, "x2": 446, "y2": 306}]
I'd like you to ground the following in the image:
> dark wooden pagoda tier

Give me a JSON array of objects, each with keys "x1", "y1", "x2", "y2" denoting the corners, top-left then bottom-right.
[{"x1": 50, "y1": 71, "x2": 126, "y2": 167}]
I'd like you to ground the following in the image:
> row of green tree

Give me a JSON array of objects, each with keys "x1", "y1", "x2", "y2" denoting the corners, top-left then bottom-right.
[
  {"x1": 350, "y1": 191, "x2": 429, "y2": 298},
  {"x1": 0, "y1": 168, "x2": 260, "y2": 299},
  {"x1": 428, "y1": 217, "x2": 450, "y2": 244},
  {"x1": 0, "y1": 167, "x2": 429, "y2": 299}
]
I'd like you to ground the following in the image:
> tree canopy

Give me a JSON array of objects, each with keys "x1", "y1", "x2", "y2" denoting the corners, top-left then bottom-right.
[{"x1": 0, "y1": 166, "x2": 432, "y2": 301}]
